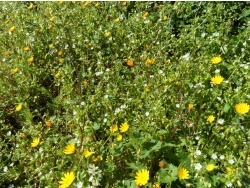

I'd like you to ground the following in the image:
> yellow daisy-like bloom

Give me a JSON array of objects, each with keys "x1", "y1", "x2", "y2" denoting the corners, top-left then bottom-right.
[
  {"x1": 95, "y1": 3, "x2": 99, "y2": 7},
  {"x1": 31, "y1": 137, "x2": 40, "y2": 147},
  {"x1": 153, "y1": 183, "x2": 161, "y2": 188},
  {"x1": 49, "y1": 16, "x2": 55, "y2": 22},
  {"x1": 59, "y1": 58, "x2": 64, "y2": 63},
  {"x1": 142, "y1": 12, "x2": 149, "y2": 19},
  {"x1": 188, "y1": 104, "x2": 194, "y2": 110},
  {"x1": 9, "y1": 26, "x2": 16, "y2": 32},
  {"x1": 163, "y1": 15, "x2": 168, "y2": 21},
  {"x1": 206, "y1": 164, "x2": 215, "y2": 172},
  {"x1": 27, "y1": 56, "x2": 34, "y2": 63},
  {"x1": 226, "y1": 167, "x2": 233, "y2": 176},
  {"x1": 207, "y1": 115, "x2": 215, "y2": 122},
  {"x1": 27, "y1": 3, "x2": 33, "y2": 10},
  {"x1": 178, "y1": 167, "x2": 189, "y2": 180},
  {"x1": 210, "y1": 75, "x2": 224, "y2": 85},
  {"x1": 122, "y1": 1, "x2": 127, "y2": 6},
  {"x1": 83, "y1": 149, "x2": 94, "y2": 158},
  {"x1": 83, "y1": 81, "x2": 88, "y2": 87},
  {"x1": 92, "y1": 155, "x2": 103, "y2": 162},
  {"x1": 45, "y1": 121, "x2": 52, "y2": 127},
  {"x1": 59, "y1": 171, "x2": 75, "y2": 188},
  {"x1": 116, "y1": 134, "x2": 122, "y2": 141},
  {"x1": 63, "y1": 143, "x2": 75, "y2": 154},
  {"x1": 211, "y1": 56, "x2": 222, "y2": 64},
  {"x1": 110, "y1": 124, "x2": 118, "y2": 133},
  {"x1": 105, "y1": 31, "x2": 111, "y2": 37},
  {"x1": 127, "y1": 59, "x2": 134, "y2": 67},
  {"x1": 4, "y1": 51, "x2": 10, "y2": 56},
  {"x1": 135, "y1": 169, "x2": 149, "y2": 186},
  {"x1": 235, "y1": 103, "x2": 250, "y2": 115},
  {"x1": 114, "y1": 18, "x2": 120, "y2": 23},
  {"x1": 23, "y1": 46, "x2": 29, "y2": 51},
  {"x1": 16, "y1": 103, "x2": 22, "y2": 111},
  {"x1": 58, "y1": 50, "x2": 63, "y2": 56},
  {"x1": 55, "y1": 72, "x2": 61, "y2": 78},
  {"x1": 119, "y1": 122, "x2": 129, "y2": 133},
  {"x1": 12, "y1": 68, "x2": 19, "y2": 74}
]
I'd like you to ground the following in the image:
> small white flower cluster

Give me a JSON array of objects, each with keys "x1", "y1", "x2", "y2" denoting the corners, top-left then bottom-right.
[{"x1": 87, "y1": 164, "x2": 102, "y2": 187}]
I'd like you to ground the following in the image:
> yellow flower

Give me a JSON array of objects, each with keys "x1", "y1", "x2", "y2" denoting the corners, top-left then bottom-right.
[
  {"x1": 27, "y1": 57, "x2": 34, "y2": 63},
  {"x1": 23, "y1": 46, "x2": 29, "y2": 51},
  {"x1": 158, "y1": 161, "x2": 166, "y2": 168},
  {"x1": 163, "y1": 15, "x2": 168, "y2": 20},
  {"x1": 178, "y1": 167, "x2": 189, "y2": 180},
  {"x1": 235, "y1": 103, "x2": 250, "y2": 115},
  {"x1": 114, "y1": 18, "x2": 120, "y2": 23},
  {"x1": 9, "y1": 26, "x2": 16, "y2": 32},
  {"x1": 55, "y1": 72, "x2": 61, "y2": 78},
  {"x1": 59, "y1": 58, "x2": 64, "y2": 63},
  {"x1": 16, "y1": 104, "x2": 22, "y2": 111},
  {"x1": 27, "y1": 3, "x2": 34, "y2": 10},
  {"x1": 207, "y1": 115, "x2": 215, "y2": 122},
  {"x1": 146, "y1": 58, "x2": 155, "y2": 65},
  {"x1": 127, "y1": 59, "x2": 134, "y2": 67},
  {"x1": 31, "y1": 137, "x2": 40, "y2": 147},
  {"x1": 59, "y1": 1, "x2": 63, "y2": 4},
  {"x1": 145, "y1": 86, "x2": 150, "y2": 92},
  {"x1": 45, "y1": 121, "x2": 52, "y2": 127},
  {"x1": 59, "y1": 171, "x2": 75, "y2": 188},
  {"x1": 12, "y1": 68, "x2": 19, "y2": 74},
  {"x1": 95, "y1": 3, "x2": 99, "y2": 7},
  {"x1": 110, "y1": 124, "x2": 118, "y2": 133},
  {"x1": 206, "y1": 164, "x2": 215, "y2": 172},
  {"x1": 83, "y1": 81, "x2": 88, "y2": 87},
  {"x1": 4, "y1": 51, "x2": 10, "y2": 56},
  {"x1": 135, "y1": 169, "x2": 149, "y2": 186},
  {"x1": 83, "y1": 149, "x2": 94, "y2": 158},
  {"x1": 142, "y1": 12, "x2": 149, "y2": 19},
  {"x1": 48, "y1": 25, "x2": 52, "y2": 30},
  {"x1": 210, "y1": 75, "x2": 224, "y2": 85},
  {"x1": 20, "y1": 133, "x2": 25, "y2": 138},
  {"x1": 49, "y1": 16, "x2": 55, "y2": 22},
  {"x1": 119, "y1": 122, "x2": 129, "y2": 133},
  {"x1": 49, "y1": 44, "x2": 54, "y2": 49},
  {"x1": 105, "y1": 31, "x2": 111, "y2": 37},
  {"x1": 188, "y1": 104, "x2": 194, "y2": 110},
  {"x1": 122, "y1": 1, "x2": 127, "y2": 6},
  {"x1": 92, "y1": 155, "x2": 103, "y2": 162},
  {"x1": 58, "y1": 50, "x2": 63, "y2": 56},
  {"x1": 116, "y1": 134, "x2": 122, "y2": 141},
  {"x1": 63, "y1": 143, "x2": 75, "y2": 154},
  {"x1": 153, "y1": 183, "x2": 161, "y2": 188},
  {"x1": 211, "y1": 56, "x2": 222, "y2": 64},
  {"x1": 226, "y1": 167, "x2": 233, "y2": 176}
]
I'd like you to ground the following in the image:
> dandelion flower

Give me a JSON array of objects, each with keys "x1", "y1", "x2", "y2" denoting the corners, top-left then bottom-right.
[
  {"x1": 207, "y1": 115, "x2": 215, "y2": 122},
  {"x1": 92, "y1": 155, "x2": 103, "y2": 162},
  {"x1": 4, "y1": 51, "x2": 10, "y2": 56},
  {"x1": 119, "y1": 122, "x2": 129, "y2": 133},
  {"x1": 12, "y1": 68, "x2": 19, "y2": 74},
  {"x1": 83, "y1": 149, "x2": 94, "y2": 158},
  {"x1": 206, "y1": 164, "x2": 215, "y2": 172},
  {"x1": 116, "y1": 134, "x2": 122, "y2": 141},
  {"x1": 188, "y1": 104, "x2": 194, "y2": 110},
  {"x1": 27, "y1": 56, "x2": 34, "y2": 63},
  {"x1": 16, "y1": 104, "x2": 22, "y2": 111},
  {"x1": 9, "y1": 26, "x2": 16, "y2": 33},
  {"x1": 23, "y1": 46, "x2": 29, "y2": 51},
  {"x1": 59, "y1": 171, "x2": 75, "y2": 188},
  {"x1": 210, "y1": 75, "x2": 224, "y2": 85},
  {"x1": 211, "y1": 56, "x2": 222, "y2": 64},
  {"x1": 55, "y1": 72, "x2": 61, "y2": 78},
  {"x1": 59, "y1": 58, "x2": 64, "y2": 63},
  {"x1": 163, "y1": 15, "x2": 168, "y2": 21},
  {"x1": 110, "y1": 124, "x2": 118, "y2": 133},
  {"x1": 31, "y1": 137, "x2": 40, "y2": 147},
  {"x1": 114, "y1": 18, "x2": 120, "y2": 23},
  {"x1": 135, "y1": 169, "x2": 149, "y2": 186},
  {"x1": 178, "y1": 167, "x2": 189, "y2": 180},
  {"x1": 226, "y1": 167, "x2": 233, "y2": 176},
  {"x1": 63, "y1": 143, "x2": 75, "y2": 154},
  {"x1": 153, "y1": 183, "x2": 161, "y2": 188},
  {"x1": 105, "y1": 32, "x2": 111, "y2": 37},
  {"x1": 142, "y1": 12, "x2": 149, "y2": 19},
  {"x1": 235, "y1": 103, "x2": 249, "y2": 115},
  {"x1": 58, "y1": 50, "x2": 63, "y2": 56},
  {"x1": 27, "y1": 3, "x2": 33, "y2": 10},
  {"x1": 45, "y1": 121, "x2": 52, "y2": 127},
  {"x1": 49, "y1": 16, "x2": 55, "y2": 22},
  {"x1": 122, "y1": 1, "x2": 127, "y2": 6},
  {"x1": 127, "y1": 59, "x2": 134, "y2": 67}
]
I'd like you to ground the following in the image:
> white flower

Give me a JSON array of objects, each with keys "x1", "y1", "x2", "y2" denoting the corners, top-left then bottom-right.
[
  {"x1": 201, "y1": 32, "x2": 206, "y2": 37},
  {"x1": 145, "y1": 112, "x2": 149, "y2": 117},
  {"x1": 226, "y1": 182, "x2": 232, "y2": 187},
  {"x1": 176, "y1": 104, "x2": 180, "y2": 108},
  {"x1": 194, "y1": 163, "x2": 202, "y2": 171},
  {"x1": 104, "y1": 94, "x2": 109, "y2": 99},
  {"x1": 73, "y1": 111, "x2": 77, "y2": 116},
  {"x1": 3, "y1": 166, "x2": 8, "y2": 172},
  {"x1": 76, "y1": 182, "x2": 83, "y2": 188},
  {"x1": 195, "y1": 150, "x2": 202, "y2": 156},
  {"x1": 9, "y1": 163, "x2": 14, "y2": 167},
  {"x1": 220, "y1": 155, "x2": 225, "y2": 160},
  {"x1": 80, "y1": 101, "x2": 85, "y2": 106},
  {"x1": 228, "y1": 159, "x2": 234, "y2": 165},
  {"x1": 215, "y1": 69, "x2": 220, "y2": 73},
  {"x1": 195, "y1": 136, "x2": 200, "y2": 140},
  {"x1": 158, "y1": 70, "x2": 163, "y2": 74},
  {"x1": 7, "y1": 131, "x2": 11, "y2": 136},
  {"x1": 103, "y1": 118, "x2": 107, "y2": 123},
  {"x1": 95, "y1": 71, "x2": 103, "y2": 76},
  {"x1": 203, "y1": 154, "x2": 207, "y2": 159},
  {"x1": 213, "y1": 32, "x2": 219, "y2": 37},
  {"x1": 181, "y1": 53, "x2": 190, "y2": 61},
  {"x1": 217, "y1": 118, "x2": 224, "y2": 125},
  {"x1": 120, "y1": 104, "x2": 126, "y2": 109}
]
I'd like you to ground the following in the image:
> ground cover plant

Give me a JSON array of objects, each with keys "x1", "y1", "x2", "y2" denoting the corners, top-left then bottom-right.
[{"x1": 1, "y1": 1, "x2": 250, "y2": 188}]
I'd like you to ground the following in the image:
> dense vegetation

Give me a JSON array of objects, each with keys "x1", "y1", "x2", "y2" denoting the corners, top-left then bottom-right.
[{"x1": 1, "y1": 1, "x2": 250, "y2": 188}]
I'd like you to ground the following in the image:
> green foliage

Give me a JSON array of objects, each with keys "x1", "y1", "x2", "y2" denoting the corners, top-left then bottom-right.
[{"x1": 0, "y1": 1, "x2": 250, "y2": 188}]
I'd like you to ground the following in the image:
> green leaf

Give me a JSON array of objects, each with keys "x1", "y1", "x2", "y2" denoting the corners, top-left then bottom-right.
[
  {"x1": 241, "y1": 9, "x2": 250, "y2": 18},
  {"x1": 222, "y1": 103, "x2": 230, "y2": 113}
]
